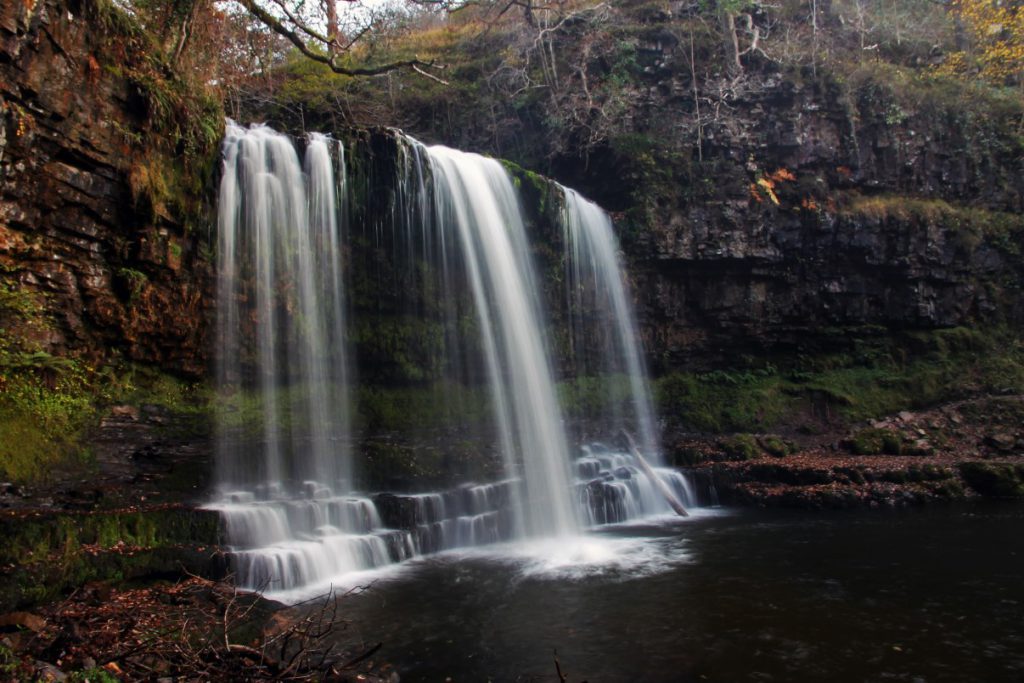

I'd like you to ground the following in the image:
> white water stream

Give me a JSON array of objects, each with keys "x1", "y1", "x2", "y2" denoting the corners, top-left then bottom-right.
[{"x1": 211, "y1": 123, "x2": 706, "y2": 596}]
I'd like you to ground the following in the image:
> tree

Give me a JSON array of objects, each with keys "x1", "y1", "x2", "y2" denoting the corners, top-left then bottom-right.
[
  {"x1": 231, "y1": 0, "x2": 450, "y2": 81},
  {"x1": 941, "y1": 0, "x2": 1024, "y2": 84}
]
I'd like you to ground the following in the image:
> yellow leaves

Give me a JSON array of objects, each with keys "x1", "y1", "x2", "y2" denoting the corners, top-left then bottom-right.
[
  {"x1": 941, "y1": 0, "x2": 1024, "y2": 84},
  {"x1": 757, "y1": 177, "x2": 780, "y2": 205},
  {"x1": 747, "y1": 166, "x2": 828, "y2": 213},
  {"x1": 749, "y1": 167, "x2": 794, "y2": 206}
]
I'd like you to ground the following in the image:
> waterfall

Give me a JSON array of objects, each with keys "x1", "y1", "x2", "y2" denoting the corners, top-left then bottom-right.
[
  {"x1": 428, "y1": 147, "x2": 578, "y2": 539},
  {"x1": 561, "y1": 188, "x2": 661, "y2": 462},
  {"x1": 211, "y1": 123, "x2": 703, "y2": 596},
  {"x1": 215, "y1": 123, "x2": 352, "y2": 490}
]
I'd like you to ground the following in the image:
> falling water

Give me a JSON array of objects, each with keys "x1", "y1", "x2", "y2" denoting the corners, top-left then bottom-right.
[
  {"x1": 561, "y1": 188, "x2": 661, "y2": 461},
  {"x1": 215, "y1": 123, "x2": 352, "y2": 489},
  {"x1": 428, "y1": 146, "x2": 578, "y2": 539},
  {"x1": 211, "y1": 123, "x2": 704, "y2": 595}
]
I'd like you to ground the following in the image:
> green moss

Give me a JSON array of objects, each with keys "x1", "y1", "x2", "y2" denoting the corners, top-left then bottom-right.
[
  {"x1": 0, "y1": 344, "x2": 211, "y2": 483},
  {"x1": 86, "y1": 0, "x2": 222, "y2": 234},
  {"x1": 759, "y1": 435, "x2": 794, "y2": 458},
  {"x1": 842, "y1": 194, "x2": 1024, "y2": 258},
  {"x1": 351, "y1": 315, "x2": 447, "y2": 383},
  {"x1": 848, "y1": 428, "x2": 903, "y2": 456},
  {"x1": 355, "y1": 381, "x2": 492, "y2": 432},
  {"x1": 115, "y1": 267, "x2": 148, "y2": 300},
  {"x1": 0, "y1": 507, "x2": 220, "y2": 610},
  {"x1": 657, "y1": 327, "x2": 1024, "y2": 434},
  {"x1": 656, "y1": 366, "x2": 795, "y2": 433},
  {"x1": 959, "y1": 462, "x2": 1024, "y2": 498},
  {"x1": 719, "y1": 434, "x2": 762, "y2": 461},
  {"x1": 358, "y1": 437, "x2": 502, "y2": 491},
  {"x1": 0, "y1": 361, "x2": 96, "y2": 482},
  {"x1": 68, "y1": 669, "x2": 120, "y2": 683},
  {"x1": 558, "y1": 374, "x2": 635, "y2": 419}
]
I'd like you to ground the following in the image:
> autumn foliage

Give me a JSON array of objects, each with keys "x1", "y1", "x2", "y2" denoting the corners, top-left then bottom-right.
[{"x1": 940, "y1": 0, "x2": 1024, "y2": 84}]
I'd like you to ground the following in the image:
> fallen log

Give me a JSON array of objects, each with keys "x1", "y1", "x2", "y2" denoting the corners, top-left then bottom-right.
[{"x1": 621, "y1": 430, "x2": 689, "y2": 517}]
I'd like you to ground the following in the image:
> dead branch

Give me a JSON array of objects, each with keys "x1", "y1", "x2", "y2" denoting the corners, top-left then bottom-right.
[{"x1": 234, "y1": 0, "x2": 450, "y2": 83}]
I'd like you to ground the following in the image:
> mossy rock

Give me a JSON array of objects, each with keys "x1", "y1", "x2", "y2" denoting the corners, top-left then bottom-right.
[
  {"x1": 958, "y1": 462, "x2": 1024, "y2": 498},
  {"x1": 0, "y1": 507, "x2": 221, "y2": 610},
  {"x1": 357, "y1": 438, "x2": 503, "y2": 491},
  {"x1": 668, "y1": 444, "x2": 708, "y2": 467},
  {"x1": 758, "y1": 435, "x2": 795, "y2": 458},
  {"x1": 718, "y1": 434, "x2": 762, "y2": 461},
  {"x1": 846, "y1": 428, "x2": 903, "y2": 455}
]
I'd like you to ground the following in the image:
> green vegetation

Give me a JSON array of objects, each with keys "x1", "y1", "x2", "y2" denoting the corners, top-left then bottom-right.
[
  {"x1": 0, "y1": 507, "x2": 219, "y2": 610},
  {"x1": 718, "y1": 434, "x2": 762, "y2": 461},
  {"x1": 0, "y1": 276, "x2": 210, "y2": 482},
  {"x1": 657, "y1": 327, "x2": 1024, "y2": 434},
  {"x1": 558, "y1": 374, "x2": 636, "y2": 419},
  {"x1": 758, "y1": 435, "x2": 794, "y2": 458},
  {"x1": 90, "y1": 0, "x2": 222, "y2": 233},
  {"x1": 959, "y1": 462, "x2": 1024, "y2": 498},
  {"x1": 847, "y1": 428, "x2": 903, "y2": 456},
  {"x1": 359, "y1": 437, "x2": 503, "y2": 490}
]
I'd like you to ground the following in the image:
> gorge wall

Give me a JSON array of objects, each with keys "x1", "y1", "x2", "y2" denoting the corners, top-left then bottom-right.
[
  {"x1": 272, "y1": 0, "x2": 1024, "y2": 375},
  {"x1": 0, "y1": 0, "x2": 218, "y2": 377},
  {"x1": 3, "y1": 0, "x2": 1024, "y2": 421}
]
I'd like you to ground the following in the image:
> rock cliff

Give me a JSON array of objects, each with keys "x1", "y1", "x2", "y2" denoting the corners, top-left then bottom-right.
[
  {"x1": 272, "y1": 1, "x2": 1024, "y2": 374},
  {"x1": 0, "y1": 0, "x2": 219, "y2": 377}
]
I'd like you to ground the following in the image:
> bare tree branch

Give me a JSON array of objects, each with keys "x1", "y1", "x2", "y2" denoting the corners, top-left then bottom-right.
[{"x1": 233, "y1": 0, "x2": 450, "y2": 82}]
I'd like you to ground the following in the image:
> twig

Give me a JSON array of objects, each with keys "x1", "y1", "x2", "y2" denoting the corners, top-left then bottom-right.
[{"x1": 554, "y1": 649, "x2": 568, "y2": 682}]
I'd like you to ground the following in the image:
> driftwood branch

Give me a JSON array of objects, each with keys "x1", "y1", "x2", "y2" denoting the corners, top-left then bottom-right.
[{"x1": 621, "y1": 430, "x2": 689, "y2": 517}]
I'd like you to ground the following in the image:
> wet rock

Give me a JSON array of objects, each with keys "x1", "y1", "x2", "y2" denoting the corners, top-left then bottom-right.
[
  {"x1": 613, "y1": 467, "x2": 632, "y2": 480},
  {"x1": 905, "y1": 439, "x2": 935, "y2": 456},
  {"x1": 959, "y1": 462, "x2": 1024, "y2": 498},
  {"x1": 0, "y1": 0, "x2": 215, "y2": 377},
  {"x1": 33, "y1": 661, "x2": 66, "y2": 682},
  {"x1": 110, "y1": 405, "x2": 140, "y2": 421},
  {"x1": 985, "y1": 433, "x2": 1016, "y2": 452}
]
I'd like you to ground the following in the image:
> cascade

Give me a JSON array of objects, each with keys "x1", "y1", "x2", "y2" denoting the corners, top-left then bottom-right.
[{"x1": 211, "y1": 123, "x2": 705, "y2": 596}]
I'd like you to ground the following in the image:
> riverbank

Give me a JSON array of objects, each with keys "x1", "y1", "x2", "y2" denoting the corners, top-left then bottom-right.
[
  {"x1": 0, "y1": 577, "x2": 399, "y2": 682},
  {"x1": 675, "y1": 394, "x2": 1024, "y2": 509},
  {"x1": 0, "y1": 393, "x2": 1021, "y2": 680}
]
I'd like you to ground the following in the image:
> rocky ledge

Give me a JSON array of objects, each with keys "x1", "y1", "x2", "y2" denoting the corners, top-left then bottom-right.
[{"x1": 676, "y1": 394, "x2": 1024, "y2": 509}]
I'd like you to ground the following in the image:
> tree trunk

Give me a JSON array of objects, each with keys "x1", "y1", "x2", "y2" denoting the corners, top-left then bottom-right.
[
  {"x1": 622, "y1": 431, "x2": 689, "y2": 517},
  {"x1": 324, "y1": 0, "x2": 340, "y2": 54},
  {"x1": 721, "y1": 10, "x2": 742, "y2": 78}
]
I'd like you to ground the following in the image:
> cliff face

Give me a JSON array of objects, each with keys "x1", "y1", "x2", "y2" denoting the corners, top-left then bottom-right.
[
  {"x1": 577, "y1": 57, "x2": 1024, "y2": 371},
  {"x1": 0, "y1": 0, "x2": 217, "y2": 377},
  {"x1": 275, "y1": 2, "x2": 1024, "y2": 374}
]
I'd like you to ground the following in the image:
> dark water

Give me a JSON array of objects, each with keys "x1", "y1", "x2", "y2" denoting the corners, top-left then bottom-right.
[{"x1": 336, "y1": 505, "x2": 1024, "y2": 682}]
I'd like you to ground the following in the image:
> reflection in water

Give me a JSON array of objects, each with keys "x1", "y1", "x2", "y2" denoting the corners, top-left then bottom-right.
[{"x1": 333, "y1": 505, "x2": 1024, "y2": 682}]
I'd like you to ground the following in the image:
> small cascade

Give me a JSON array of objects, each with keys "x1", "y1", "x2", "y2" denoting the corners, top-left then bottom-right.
[
  {"x1": 213, "y1": 493, "x2": 413, "y2": 593},
  {"x1": 573, "y1": 444, "x2": 697, "y2": 525},
  {"x1": 212, "y1": 481, "x2": 523, "y2": 593},
  {"x1": 389, "y1": 481, "x2": 518, "y2": 554}
]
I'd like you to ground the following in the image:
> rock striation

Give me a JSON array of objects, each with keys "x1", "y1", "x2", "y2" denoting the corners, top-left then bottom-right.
[{"x1": 0, "y1": 0, "x2": 216, "y2": 376}]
